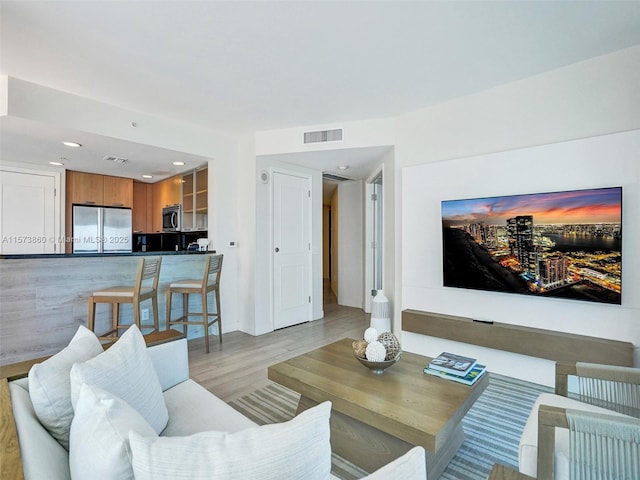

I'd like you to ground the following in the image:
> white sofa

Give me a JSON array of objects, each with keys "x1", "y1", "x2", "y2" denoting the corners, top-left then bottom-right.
[{"x1": 8, "y1": 326, "x2": 426, "y2": 480}]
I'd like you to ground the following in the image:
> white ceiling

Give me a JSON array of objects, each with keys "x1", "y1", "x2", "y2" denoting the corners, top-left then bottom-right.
[
  {"x1": 0, "y1": 116, "x2": 209, "y2": 181},
  {"x1": 1, "y1": 1, "x2": 640, "y2": 181}
]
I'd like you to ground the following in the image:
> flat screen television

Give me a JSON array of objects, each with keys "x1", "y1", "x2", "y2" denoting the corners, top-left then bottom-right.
[{"x1": 441, "y1": 187, "x2": 622, "y2": 305}]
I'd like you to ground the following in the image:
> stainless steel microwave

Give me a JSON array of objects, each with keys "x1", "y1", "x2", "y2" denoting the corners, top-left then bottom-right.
[{"x1": 162, "y1": 204, "x2": 182, "y2": 232}]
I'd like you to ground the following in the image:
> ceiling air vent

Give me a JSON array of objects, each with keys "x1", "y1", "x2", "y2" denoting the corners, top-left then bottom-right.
[
  {"x1": 304, "y1": 128, "x2": 343, "y2": 144},
  {"x1": 103, "y1": 155, "x2": 128, "y2": 164},
  {"x1": 322, "y1": 172, "x2": 351, "y2": 182}
]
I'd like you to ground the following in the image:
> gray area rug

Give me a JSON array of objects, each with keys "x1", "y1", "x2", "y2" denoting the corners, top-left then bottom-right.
[{"x1": 228, "y1": 373, "x2": 551, "y2": 479}]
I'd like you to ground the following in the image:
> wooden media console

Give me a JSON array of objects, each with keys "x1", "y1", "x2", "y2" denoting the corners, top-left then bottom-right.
[{"x1": 402, "y1": 310, "x2": 633, "y2": 367}]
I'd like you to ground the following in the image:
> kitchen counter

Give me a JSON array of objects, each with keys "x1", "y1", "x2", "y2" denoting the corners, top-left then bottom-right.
[
  {"x1": 0, "y1": 250, "x2": 213, "y2": 260},
  {"x1": 0, "y1": 252, "x2": 217, "y2": 365}
]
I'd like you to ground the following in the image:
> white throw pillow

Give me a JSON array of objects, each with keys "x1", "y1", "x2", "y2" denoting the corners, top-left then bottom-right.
[
  {"x1": 130, "y1": 401, "x2": 332, "y2": 480},
  {"x1": 28, "y1": 325, "x2": 103, "y2": 449},
  {"x1": 70, "y1": 324, "x2": 168, "y2": 434},
  {"x1": 69, "y1": 383, "x2": 157, "y2": 480}
]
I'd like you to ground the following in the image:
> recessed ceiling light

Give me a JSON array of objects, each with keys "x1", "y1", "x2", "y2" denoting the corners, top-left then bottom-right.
[
  {"x1": 49, "y1": 161, "x2": 64, "y2": 166},
  {"x1": 142, "y1": 174, "x2": 153, "y2": 179},
  {"x1": 337, "y1": 165, "x2": 349, "y2": 170},
  {"x1": 172, "y1": 161, "x2": 185, "y2": 166},
  {"x1": 62, "y1": 141, "x2": 82, "y2": 148}
]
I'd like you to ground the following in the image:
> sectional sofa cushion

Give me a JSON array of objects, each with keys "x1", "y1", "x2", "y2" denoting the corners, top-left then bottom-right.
[
  {"x1": 70, "y1": 325, "x2": 168, "y2": 434},
  {"x1": 161, "y1": 379, "x2": 257, "y2": 436},
  {"x1": 69, "y1": 383, "x2": 156, "y2": 480},
  {"x1": 28, "y1": 325, "x2": 103, "y2": 449},
  {"x1": 129, "y1": 401, "x2": 332, "y2": 480}
]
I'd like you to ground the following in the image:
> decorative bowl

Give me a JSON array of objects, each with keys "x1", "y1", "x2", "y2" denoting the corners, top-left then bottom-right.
[{"x1": 353, "y1": 352, "x2": 401, "y2": 374}]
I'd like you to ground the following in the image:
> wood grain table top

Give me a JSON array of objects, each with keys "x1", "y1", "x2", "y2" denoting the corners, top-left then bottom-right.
[
  {"x1": 268, "y1": 338, "x2": 489, "y2": 452},
  {"x1": 488, "y1": 463, "x2": 536, "y2": 480}
]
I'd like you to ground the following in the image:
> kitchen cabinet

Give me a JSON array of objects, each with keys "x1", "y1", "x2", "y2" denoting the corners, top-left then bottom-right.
[
  {"x1": 103, "y1": 175, "x2": 133, "y2": 207},
  {"x1": 133, "y1": 181, "x2": 154, "y2": 232},
  {"x1": 67, "y1": 171, "x2": 133, "y2": 208},
  {"x1": 67, "y1": 171, "x2": 104, "y2": 205},
  {"x1": 182, "y1": 167, "x2": 208, "y2": 231},
  {"x1": 151, "y1": 176, "x2": 182, "y2": 232}
]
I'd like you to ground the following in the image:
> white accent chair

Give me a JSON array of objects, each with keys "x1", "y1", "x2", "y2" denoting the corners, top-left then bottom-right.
[{"x1": 519, "y1": 361, "x2": 640, "y2": 479}]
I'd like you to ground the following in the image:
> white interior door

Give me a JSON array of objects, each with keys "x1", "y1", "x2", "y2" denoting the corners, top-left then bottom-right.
[
  {"x1": 0, "y1": 170, "x2": 56, "y2": 254},
  {"x1": 273, "y1": 171, "x2": 311, "y2": 329}
]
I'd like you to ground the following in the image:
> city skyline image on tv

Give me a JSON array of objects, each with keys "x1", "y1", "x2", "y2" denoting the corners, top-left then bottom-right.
[{"x1": 441, "y1": 187, "x2": 622, "y2": 305}]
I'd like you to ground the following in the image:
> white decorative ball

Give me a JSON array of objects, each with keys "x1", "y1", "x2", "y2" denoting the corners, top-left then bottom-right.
[
  {"x1": 364, "y1": 327, "x2": 379, "y2": 344},
  {"x1": 365, "y1": 341, "x2": 387, "y2": 362}
]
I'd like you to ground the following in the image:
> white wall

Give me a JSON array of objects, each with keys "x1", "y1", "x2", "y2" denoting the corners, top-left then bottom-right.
[
  {"x1": 337, "y1": 180, "x2": 364, "y2": 308},
  {"x1": 0, "y1": 76, "x2": 8, "y2": 116},
  {"x1": 207, "y1": 134, "x2": 257, "y2": 334},
  {"x1": 397, "y1": 46, "x2": 640, "y2": 386},
  {"x1": 396, "y1": 45, "x2": 640, "y2": 168},
  {"x1": 381, "y1": 149, "x2": 396, "y2": 321}
]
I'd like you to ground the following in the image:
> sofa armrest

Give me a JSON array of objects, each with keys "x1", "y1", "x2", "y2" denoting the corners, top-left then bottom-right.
[
  {"x1": 147, "y1": 338, "x2": 190, "y2": 391},
  {"x1": 537, "y1": 404, "x2": 567, "y2": 480},
  {"x1": 537, "y1": 403, "x2": 640, "y2": 480},
  {"x1": 554, "y1": 361, "x2": 576, "y2": 397},
  {"x1": 1, "y1": 378, "x2": 24, "y2": 480},
  {"x1": 555, "y1": 361, "x2": 640, "y2": 397}
]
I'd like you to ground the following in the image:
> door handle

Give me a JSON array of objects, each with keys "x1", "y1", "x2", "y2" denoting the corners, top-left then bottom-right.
[{"x1": 275, "y1": 247, "x2": 280, "y2": 253}]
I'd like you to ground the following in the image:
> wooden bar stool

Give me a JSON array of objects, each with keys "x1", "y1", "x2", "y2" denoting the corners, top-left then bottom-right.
[
  {"x1": 166, "y1": 254, "x2": 222, "y2": 353},
  {"x1": 88, "y1": 256, "x2": 162, "y2": 340}
]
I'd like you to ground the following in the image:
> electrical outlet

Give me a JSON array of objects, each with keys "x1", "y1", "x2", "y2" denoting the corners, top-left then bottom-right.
[{"x1": 141, "y1": 308, "x2": 150, "y2": 321}]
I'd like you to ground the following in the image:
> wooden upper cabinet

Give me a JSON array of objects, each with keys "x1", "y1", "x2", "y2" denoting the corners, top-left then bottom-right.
[
  {"x1": 67, "y1": 171, "x2": 133, "y2": 208},
  {"x1": 133, "y1": 181, "x2": 153, "y2": 232},
  {"x1": 151, "y1": 176, "x2": 182, "y2": 232},
  {"x1": 67, "y1": 171, "x2": 104, "y2": 205},
  {"x1": 103, "y1": 175, "x2": 133, "y2": 208}
]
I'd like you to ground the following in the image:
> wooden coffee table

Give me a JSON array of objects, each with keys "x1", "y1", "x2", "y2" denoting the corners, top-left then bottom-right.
[{"x1": 268, "y1": 338, "x2": 489, "y2": 479}]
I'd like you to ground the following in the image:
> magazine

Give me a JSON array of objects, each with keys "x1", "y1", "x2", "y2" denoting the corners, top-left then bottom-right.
[
  {"x1": 424, "y1": 364, "x2": 487, "y2": 386},
  {"x1": 428, "y1": 351, "x2": 477, "y2": 376}
]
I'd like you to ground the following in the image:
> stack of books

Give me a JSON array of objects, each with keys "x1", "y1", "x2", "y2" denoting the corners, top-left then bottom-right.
[{"x1": 423, "y1": 351, "x2": 486, "y2": 386}]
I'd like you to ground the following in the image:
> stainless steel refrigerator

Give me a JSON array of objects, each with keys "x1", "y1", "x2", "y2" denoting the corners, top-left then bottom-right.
[{"x1": 72, "y1": 205, "x2": 132, "y2": 253}]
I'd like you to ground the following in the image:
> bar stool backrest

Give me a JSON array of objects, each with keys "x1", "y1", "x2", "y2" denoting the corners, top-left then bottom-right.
[
  {"x1": 136, "y1": 257, "x2": 162, "y2": 294},
  {"x1": 204, "y1": 254, "x2": 223, "y2": 287}
]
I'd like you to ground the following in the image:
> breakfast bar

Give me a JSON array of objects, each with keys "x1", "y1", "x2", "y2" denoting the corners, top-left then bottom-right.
[{"x1": 0, "y1": 251, "x2": 214, "y2": 365}]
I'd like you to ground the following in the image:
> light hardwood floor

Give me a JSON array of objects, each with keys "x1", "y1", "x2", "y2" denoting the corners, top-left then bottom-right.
[{"x1": 187, "y1": 283, "x2": 370, "y2": 402}]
